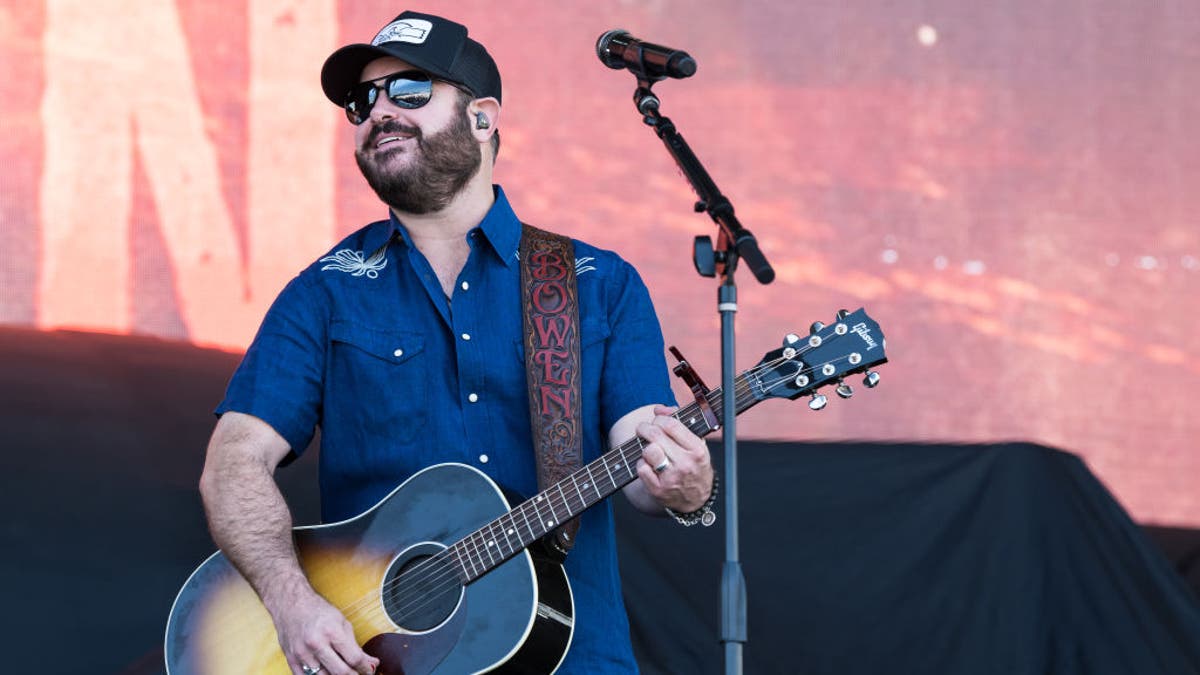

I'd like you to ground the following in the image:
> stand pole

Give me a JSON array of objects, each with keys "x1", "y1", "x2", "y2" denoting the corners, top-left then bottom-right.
[
  {"x1": 719, "y1": 273, "x2": 747, "y2": 675},
  {"x1": 627, "y1": 75, "x2": 772, "y2": 675}
]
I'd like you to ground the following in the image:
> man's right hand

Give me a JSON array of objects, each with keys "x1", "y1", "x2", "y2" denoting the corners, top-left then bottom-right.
[
  {"x1": 200, "y1": 413, "x2": 380, "y2": 675},
  {"x1": 266, "y1": 583, "x2": 380, "y2": 675}
]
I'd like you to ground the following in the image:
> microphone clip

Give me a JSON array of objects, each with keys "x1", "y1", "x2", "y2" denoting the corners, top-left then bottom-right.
[{"x1": 634, "y1": 84, "x2": 660, "y2": 120}]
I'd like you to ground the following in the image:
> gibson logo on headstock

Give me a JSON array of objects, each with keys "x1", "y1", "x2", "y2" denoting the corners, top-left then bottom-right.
[{"x1": 852, "y1": 322, "x2": 879, "y2": 350}]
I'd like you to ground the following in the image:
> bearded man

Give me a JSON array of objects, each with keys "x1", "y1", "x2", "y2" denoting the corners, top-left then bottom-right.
[{"x1": 199, "y1": 10, "x2": 715, "y2": 675}]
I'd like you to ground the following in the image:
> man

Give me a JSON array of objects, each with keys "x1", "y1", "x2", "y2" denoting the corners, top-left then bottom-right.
[{"x1": 199, "y1": 10, "x2": 715, "y2": 675}]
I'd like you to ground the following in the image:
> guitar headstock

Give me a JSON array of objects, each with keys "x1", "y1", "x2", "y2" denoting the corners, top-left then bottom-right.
[{"x1": 746, "y1": 308, "x2": 887, "y2": 410}]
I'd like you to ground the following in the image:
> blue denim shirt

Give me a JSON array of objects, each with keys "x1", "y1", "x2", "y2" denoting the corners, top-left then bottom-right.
[{"x1": 217, "y1": 186, "x2": 675, "y2": 673}]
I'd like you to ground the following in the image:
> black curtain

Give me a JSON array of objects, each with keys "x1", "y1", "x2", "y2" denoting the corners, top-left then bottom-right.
[{"x1": 619, "y1": 441, "x2": 1200, "y2": 674}]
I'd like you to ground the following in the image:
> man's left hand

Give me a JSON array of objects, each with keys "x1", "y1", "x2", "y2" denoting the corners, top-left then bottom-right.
[{"x1": 633, "y1": 404, "x2": 714, "y2": 513}]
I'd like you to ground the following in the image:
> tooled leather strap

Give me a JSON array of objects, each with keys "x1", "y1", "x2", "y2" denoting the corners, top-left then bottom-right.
[{"x1": 520, "y1": 223, "x2": 582, "y2": 556}]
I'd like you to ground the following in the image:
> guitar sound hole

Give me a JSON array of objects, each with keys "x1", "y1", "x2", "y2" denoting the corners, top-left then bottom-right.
[{"x1": 381, "y1": 543, "x2": 464, "y2": 633}]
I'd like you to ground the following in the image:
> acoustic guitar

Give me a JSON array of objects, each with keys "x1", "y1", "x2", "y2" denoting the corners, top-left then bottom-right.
[{"x1": 165, "y1": 309, "x2": 887, "y2": 674}]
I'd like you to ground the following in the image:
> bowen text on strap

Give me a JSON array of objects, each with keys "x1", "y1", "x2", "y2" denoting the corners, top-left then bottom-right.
[{"x1": 520, "y1": 224, "x2": 583, "y2": 556}]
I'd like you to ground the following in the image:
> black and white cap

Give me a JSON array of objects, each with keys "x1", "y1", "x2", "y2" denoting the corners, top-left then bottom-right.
[{"x1": 320, "y1": 11, "x2": 502, "y2": 106}]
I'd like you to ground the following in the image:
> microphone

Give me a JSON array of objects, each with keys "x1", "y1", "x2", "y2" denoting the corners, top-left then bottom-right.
[{"x1": 596, "y1": 29, "x2": 697, "y2": 80}]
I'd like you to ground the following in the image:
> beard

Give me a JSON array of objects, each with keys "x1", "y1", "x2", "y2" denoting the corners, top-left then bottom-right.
[{"x1": 354, "y1": 110, "x2": 482, "y2": 215}]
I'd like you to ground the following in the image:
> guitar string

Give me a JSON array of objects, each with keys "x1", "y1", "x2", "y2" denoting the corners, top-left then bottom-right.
[
  {"x1": 200, "y1": 340, "x2": 874, "y2": 648},
  {"x1": 334, "y1": 333, "x2": 880, "y2": 628},
  {"x1": 327, "y1": 355, "x2": 785, "y2": 628},
  {"x1": 335, "y1": 347, "x2": 872, "y2": 629},
  {"x1": 198, "y1": 328, "x2": 876, "y2": 646},
  {"x1": 341, "y1": 432, "x2": 659, "y2": 627},
  {"x1": 341, "y1": 358, "x2": 836, "y2": 630}
]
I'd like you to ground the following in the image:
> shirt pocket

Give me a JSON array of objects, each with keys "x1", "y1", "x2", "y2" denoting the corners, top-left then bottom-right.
[{"x1": 328, "y1": 319, "x2": 427, "y2": 444}]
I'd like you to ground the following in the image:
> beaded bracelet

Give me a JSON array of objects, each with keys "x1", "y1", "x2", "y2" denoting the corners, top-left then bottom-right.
[{"x1": 665, "y1": 473, "x2": 718, "y2": 527}]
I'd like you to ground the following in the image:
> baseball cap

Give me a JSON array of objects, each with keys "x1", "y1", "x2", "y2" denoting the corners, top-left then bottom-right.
[{"x1": 320, "y1": 11, "x2": 502, "y2": 106}]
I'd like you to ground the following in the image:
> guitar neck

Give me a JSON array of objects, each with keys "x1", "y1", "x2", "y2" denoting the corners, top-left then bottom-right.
[{"x1": 448, "y1": 373, "x2": 758, "y2": 583}]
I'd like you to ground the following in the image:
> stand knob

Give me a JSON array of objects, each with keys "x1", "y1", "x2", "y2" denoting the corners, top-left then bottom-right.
[
  {"x1": 692, "y1": 235, "x2": 716, "y2": 277},
  {"x1": 809, "y1": 393, "x2": 828, "y2": 411},
  {"x1": 863, "y1": 371, "x2": 881, "y2": 388}
]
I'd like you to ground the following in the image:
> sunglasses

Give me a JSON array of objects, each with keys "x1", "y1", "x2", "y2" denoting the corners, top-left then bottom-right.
[
  {"x1": 343, "y1": 70, "x2": 435, "y2": 125},
  {"x1": 343, "y1": 70, "x2": 475, "y2": 125}
]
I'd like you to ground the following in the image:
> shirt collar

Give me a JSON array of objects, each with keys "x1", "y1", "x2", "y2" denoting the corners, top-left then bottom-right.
[
  {"x1": 363, "y1": 185, "x2": 522, "y2": 267},
  {"x1": 473, "y1": 186, "x2": 521, "y2": 267}
]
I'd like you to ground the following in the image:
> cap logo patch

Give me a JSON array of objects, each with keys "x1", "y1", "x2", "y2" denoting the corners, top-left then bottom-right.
[{"x1": 372, "y1": 19, "x2": 433, "y2": 46}]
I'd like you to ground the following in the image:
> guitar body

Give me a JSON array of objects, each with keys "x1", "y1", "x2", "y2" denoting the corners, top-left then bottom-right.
[{"x1": 165, "y1": 463, "x2": 574, "y2": 674}]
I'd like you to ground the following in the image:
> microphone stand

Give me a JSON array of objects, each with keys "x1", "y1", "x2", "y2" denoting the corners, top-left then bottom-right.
[{"x1": 628, "y1": 76, "x2": 774, "y2": 675}]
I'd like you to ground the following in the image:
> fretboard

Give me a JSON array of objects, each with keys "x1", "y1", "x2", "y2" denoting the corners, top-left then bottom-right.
[{"x1": 444, "y1": 371, "x2": 761, "y2": 583}]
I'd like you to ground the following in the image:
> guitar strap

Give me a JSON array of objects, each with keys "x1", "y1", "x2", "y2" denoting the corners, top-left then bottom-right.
[{"x1": 519, "y1": 223, "x2": 582, "y2": 557}]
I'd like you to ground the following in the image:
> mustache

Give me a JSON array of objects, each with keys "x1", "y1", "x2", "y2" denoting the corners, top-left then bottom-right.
[{"x1": 362, "y1": 120, "x2": 422, "y2": 150}]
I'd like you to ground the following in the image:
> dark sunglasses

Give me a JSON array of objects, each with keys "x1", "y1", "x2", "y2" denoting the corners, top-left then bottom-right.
[{"x1": 343, "y1": 70, "x2": 437, "y2": 125}]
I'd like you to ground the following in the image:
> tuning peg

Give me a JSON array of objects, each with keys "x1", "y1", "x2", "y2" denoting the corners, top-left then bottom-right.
[
  {"x1": 783, "y1": 333, "x2": 802, "y2": 347},
  {"x1": 863, "y1": 371, "x2": 880, "y2": 388},
  {"x1": 836, "y1": 382, "x2": 854, "y2": 399},
  {"x1": 808, "y1": 393, "x2": 828, "y2": 411},
  {"x1": 836, "y1": 309, "x2": 850, "y2": 320},
  {"x1": 809, "y1": 321, "x2": 825, "y2": 334}
]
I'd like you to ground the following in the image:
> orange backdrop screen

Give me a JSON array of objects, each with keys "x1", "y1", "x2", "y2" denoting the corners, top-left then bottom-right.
[{"x1": 2, "y1": 1, "x2": 1197, "y2": 525}]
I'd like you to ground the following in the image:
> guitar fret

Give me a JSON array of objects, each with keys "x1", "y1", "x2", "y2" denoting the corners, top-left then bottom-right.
[
  {"x1": 611, "y1": 448, "x2": 632, "y2": 481},
  {"x1": 586, "y1": 465, "x2": 603, "y2": 500},
  {"x1": 534, "y1": 493, "x2": 555, "y2": 532},
  {"x1": 623, "y1": 443, "x2": 640, "y2": 478},
  {"x1": 684, "y1": 404, "x2": 706, "y2": 435},
  {"x1": 480, "y1": 525, "x2": 494, "y2": 564},
  {"x1": 462, "y1": 535, "x2": 479, "y2": 574},
  {"x1": 531, "y1": 497, "x2": 546, "y2": 535},
  {"x1": 677, "y1": 402, "x2": 713, "y2": 437},
  {"x1": 555, "y1": 483, "x2": 572, "y2": 518},
  {"x1": 500, "y1": 519, "x2": 514, "y2": 557},
  {"x1": 495, "y1": 520, "x2": 509, "y2": 557},
  {"x1": 486, "y1": 521, "x2": 503, "y2": 560},
  {"x1": 570, "y1": 474, "x2": 586, "y2": 511},
  {"x1": 602, "y1": 455, "x2": 617, "y2": 491},
  {"x1": 481, "y1": 527, "x2": 498, "y2": 566},
  {"x1": 499, "y1": 515, "x2": 517, "y2": 556},
  {"x1": 461, "y1": 540, "x2": 480, "y2": 579},
  {"x1": 518, "y1": 501, "x2": 536, "y2": 542},
  {"x1": 451, "y1": 547, "x2": 470, "y2": 581},
  {"x1": 467, "y1": 532, "x2": 485, "y2": 570}
]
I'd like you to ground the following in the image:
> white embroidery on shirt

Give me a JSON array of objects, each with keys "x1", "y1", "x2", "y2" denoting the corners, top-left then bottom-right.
[
  {"x1": 513, "y1": 251, "x2": 596, "y2": 275},
  {"x1": 575, "y1": 257, "x2": 596, "y2": 275},
  {"x1": 319, "y1": 248, "x2": 388, "y2": 279}
]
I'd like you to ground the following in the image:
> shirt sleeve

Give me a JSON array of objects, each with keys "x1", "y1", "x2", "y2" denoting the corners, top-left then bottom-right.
[
  {"x1": 598, "y1": 256, "x2": 678, "y2": 434},
  {"x1": 215, "y1": 273, "x2": 328, "y2": 455}
]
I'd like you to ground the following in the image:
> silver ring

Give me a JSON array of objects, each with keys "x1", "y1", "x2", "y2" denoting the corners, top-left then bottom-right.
[
  {"x1": 653, "y1": 458, "x2": 671, "y2": 473},
  {"x1": 301, "y1": 665, "x2": 322, "y2": 675}
]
